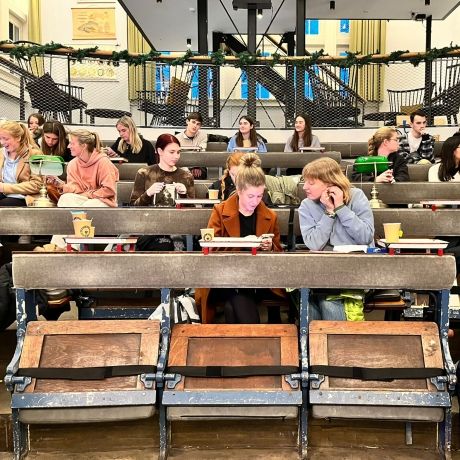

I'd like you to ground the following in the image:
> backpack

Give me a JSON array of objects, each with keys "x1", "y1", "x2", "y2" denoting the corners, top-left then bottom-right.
[{"x1": 0, "y1": 263, "x2": 15, "y2": 331}]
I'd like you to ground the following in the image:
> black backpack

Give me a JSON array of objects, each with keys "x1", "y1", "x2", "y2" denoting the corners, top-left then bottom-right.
[{"x1": 0, "y1": 263, "x2": 15, "y2": 331}]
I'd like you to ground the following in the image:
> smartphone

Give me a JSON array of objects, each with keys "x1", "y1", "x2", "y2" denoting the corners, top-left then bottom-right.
[{"x1": 260, "y1": 233, "x2": 274, "y2": 240}]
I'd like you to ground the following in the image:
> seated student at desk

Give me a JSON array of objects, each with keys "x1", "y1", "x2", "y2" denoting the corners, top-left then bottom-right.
[
  {"x1": 130, "y1": 133, "x2": 194, "y2": 251},
  {"x1": 428, "y1": 133, "x2": 460, "y2": 273},
  {"x1": 176, "y1": 112, "x2": 207, "y2": 179},
  {"x1": 299, "y1": 157, "x2": 374, "y2": 320},
  {"x1": 106, "y1": 115, "x2": 156, "y2": 165},
  {"x1": 41, "y1": 120, "x2": 72, "y2": 162},
  {"x1": 208, "y1": 151, "x2": 244, "y2": 200},
  {"x1": 196, "y1": 153, "x2": 285, "y2": 324},
  {"x1": 352, "y1": 127, "x2": 409, "y2": 183},
  {"x1": 284, "y1": 113, "x2": 321, "y2": 175},
  {"x1": 0, "y1": 120, "x2": 42, "y2": 207},
  {"x1": 48, "y1": 129, "x2": 119, "y2": 208},
  {"x1": 227, "y1": 116, "x2": 267, "y2": 153}
]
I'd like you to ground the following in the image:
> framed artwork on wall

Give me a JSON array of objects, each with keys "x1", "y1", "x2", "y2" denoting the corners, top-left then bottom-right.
[{"x1": 71, "y1": 8, "x2": 116, "y2": 40}]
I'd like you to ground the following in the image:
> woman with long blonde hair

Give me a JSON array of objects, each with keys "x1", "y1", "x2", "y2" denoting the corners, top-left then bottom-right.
[
  {"x1": 106, "y1": 115, "x2": 156, "y2": 165},
  {"x1": 0, "y1": 120, "x2": 42, "y2": 206},
  {"x1": 299, "y1": 157, "x2": 374, "y2": 320},
  {"x1": 352, "y1": 127, "x2": 409, "y2": 182}
]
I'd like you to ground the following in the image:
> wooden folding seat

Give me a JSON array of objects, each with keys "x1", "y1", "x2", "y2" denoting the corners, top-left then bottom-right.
[
  {"x1": 309, "y1": 321, "x2": 451, "y2": 447},
  {"x1": 7, "y1": 319, "x2": 160, "y2": 458}
]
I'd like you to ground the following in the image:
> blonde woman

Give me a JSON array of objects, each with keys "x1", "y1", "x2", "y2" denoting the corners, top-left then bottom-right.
[
  {"x1": 106, "y1": 115, "x2": 156, "y2": 165},
  {"x1": 49, "y1": 129, "x2": 119, "y2": 207},
  {"x1": 299, "y1": 157, "x2": 374, "y2": 320},
  {"x1": 352, "y1": 127, "x2": 409, "y2": 183},
  {"x1": 208, "y1": 151, "x2": 244, "y2": 200},
  {"x1": 0, "y1": 120, "x2": 42, "y2": 206},
  {"x1": 197, "y1": 153, "x2": 284, "y2": 324}
]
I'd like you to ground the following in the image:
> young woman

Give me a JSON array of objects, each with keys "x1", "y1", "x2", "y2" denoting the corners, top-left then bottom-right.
[
  {"x1": 284, "y1": 114, "x2": 321, "y2": 175},
  {"x1": 130, "y1": 134, "x2": 194, "y2": 251},
  {"x1": 352, "y1": 127, "x2": 409, "y2": 183},
  {"x1": 196, "y1": 153, "x2": 285, "y2": 324},
  {"x1": 41, "y1": 120, "x2": 72, "y2": 162},
  {"x1": 0, "y1": 121, "x2": 42, "y2": 207},
  {"x1": 226, "y1": 116, "x2": 267, "y2": 153},
  {"x1": 107, "y1": 115, "x2": 156, "y2": 165},
  {"x1": 48, "y1": 129, "x2": 119, "y2": 207},
  {"x1": 428, "y1": 133, "x2": 460, "y2": 273},
  {"x1": 299, "y1": 157, "x2": 374, "y2": 320},
  {"x1": 428, "y1": 133, "x2": 460, "y2": 182},
  {"x1": 208, "y1": 151, "x2": 244, "y2": 200},
  {"x1": 27, "y1": 113, "x2": 45, "y2": 146}
]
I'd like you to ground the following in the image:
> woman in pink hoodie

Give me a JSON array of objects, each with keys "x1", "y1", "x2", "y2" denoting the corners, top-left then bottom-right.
[{"x1": 49, "y1": 129, "x2": 119, "y2": 207}]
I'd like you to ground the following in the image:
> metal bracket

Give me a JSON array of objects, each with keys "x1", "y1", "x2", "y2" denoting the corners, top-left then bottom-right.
[
  {"x1": 430, "y1": 376, "x2": 447, "y2": 392},
  {"x1": 164, "y1": 373, "x2": 182, "y2": 389},
  {"x1": 140, "y1": 373, "x2": 156, "y2": 390},
  {"x1": 6, "y1": 376, "x2": 32, "y2": 393},
  {"x1": 284, "y1": 374, "x2": 299, "y2": 389},
  {"x1": 309, "y1": 374, "x2": 325, "y2": 389}
]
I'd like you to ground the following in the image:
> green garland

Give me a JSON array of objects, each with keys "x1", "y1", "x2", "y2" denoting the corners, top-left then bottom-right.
[{"x1": 1, "y1": 40, "x2": 460, "y2": 68}]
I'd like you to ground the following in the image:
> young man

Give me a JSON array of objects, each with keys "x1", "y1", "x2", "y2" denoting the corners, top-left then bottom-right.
[
  {"x1": 176, "y1": 112, "x2": 207, "y2": 179},
  {"x1": 399, "y1": 109, "x2": 435, "y2": 164}
]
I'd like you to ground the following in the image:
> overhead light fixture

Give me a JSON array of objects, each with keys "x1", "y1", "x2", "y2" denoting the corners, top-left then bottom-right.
[
  {"x1": 330, "y1": 1, "x2": 335, "y2": 10},
  {"x1": 257, "y1": 8, "x2": 263, "y2": 18},
  {"x1": 186, "y1": 38, "x2": 192, "y2": 49}
]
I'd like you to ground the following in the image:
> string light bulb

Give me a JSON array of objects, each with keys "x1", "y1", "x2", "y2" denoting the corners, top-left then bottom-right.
[
  {"x1": 257, "y1": 9, "x2": 263, "y2": 19},
  {"x1": 330, "y1": 1, "x2": 335, "y2": 10},
  {"x1": 186, "y1": 38, "x2": 192, "y2": 49}
]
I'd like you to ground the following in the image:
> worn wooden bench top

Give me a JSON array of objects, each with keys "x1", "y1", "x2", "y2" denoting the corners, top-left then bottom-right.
[
  {"x1": 3, "y1": 207, "x2": 460, "y2": 237},
  {"x1": 12, "y1": 252, "x2": 456, "y2": 291}
]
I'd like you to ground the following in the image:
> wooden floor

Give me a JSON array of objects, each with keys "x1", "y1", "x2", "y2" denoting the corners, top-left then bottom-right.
[{"x1": 1, "y1": 328, "x2": 460, "y2": 459}]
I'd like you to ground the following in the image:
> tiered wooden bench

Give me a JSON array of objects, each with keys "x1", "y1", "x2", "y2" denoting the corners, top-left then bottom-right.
[{"x1": 6, "y1": 252, "x2": 457, "y2": 459}]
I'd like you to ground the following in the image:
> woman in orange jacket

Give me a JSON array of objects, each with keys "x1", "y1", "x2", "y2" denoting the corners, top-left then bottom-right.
[{"x1": 196, "y1": 152, "x2": 285, "y2": 323}]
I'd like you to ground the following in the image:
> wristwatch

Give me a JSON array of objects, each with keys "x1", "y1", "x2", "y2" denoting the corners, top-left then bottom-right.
[{"x1": 324, "y1": 209, "x2": 336, "y2": 219}]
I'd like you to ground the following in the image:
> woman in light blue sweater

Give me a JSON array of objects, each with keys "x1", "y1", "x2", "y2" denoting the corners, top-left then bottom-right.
[
  {"x1": 299, "y1": 157, "x2": 374, "y2": 319},
  {"x1": 227, "y1": 116, "x2": 267, "y2": 153}
]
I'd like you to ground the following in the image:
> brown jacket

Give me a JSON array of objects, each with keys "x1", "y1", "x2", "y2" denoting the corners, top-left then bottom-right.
[
  {"x1": 0, "y1": 147, "x2": 43, "y2": 205},
  {"x1": 196, "y1": 193, "x2": 285, "y2": 323}
]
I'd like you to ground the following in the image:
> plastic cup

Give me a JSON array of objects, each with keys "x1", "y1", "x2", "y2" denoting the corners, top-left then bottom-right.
[
  {"x1": 71, "y1": 211, "x2": 87, "y2": 221},
  {"x1": 208, "y1": 189, "x2": 219, "y2": 200},
  {"x1": 73, "y1": 219, "x2": 93, "y2": 237},
  {"x1": 383, "y1": 223, "x2": 402, "y2": 243},
  {"x1": 200, "y1": 228, "x2": 214, "y2": 241}
]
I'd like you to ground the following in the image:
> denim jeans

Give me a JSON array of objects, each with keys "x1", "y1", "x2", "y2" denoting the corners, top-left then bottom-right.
[{"x1": 309, "y1": 293, "x2": 346, "y2": 321}]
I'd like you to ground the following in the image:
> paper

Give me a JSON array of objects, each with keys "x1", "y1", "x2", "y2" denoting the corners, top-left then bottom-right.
[{"x1": 333, "y1": 245, "x2": 368, "y2": 253}]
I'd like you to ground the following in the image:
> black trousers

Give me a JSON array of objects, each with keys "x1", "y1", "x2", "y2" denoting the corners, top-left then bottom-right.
[{"x1": 208, "y1": 288, "x2": 282, "y2": 324}]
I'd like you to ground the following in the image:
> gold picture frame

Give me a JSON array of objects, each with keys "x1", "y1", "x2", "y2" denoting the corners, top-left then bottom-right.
[{"x1": 72, "y1": 8, "x2": 116, "y2": 40}]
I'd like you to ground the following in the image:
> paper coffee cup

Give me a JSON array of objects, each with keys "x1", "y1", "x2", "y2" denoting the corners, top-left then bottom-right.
[
  {"x1": 383, "y1": 223, "x2": 402, "y2": 243},
  {"x1": 89, "y1": 226, "x2": 95, "y2": 238},
  {"x1": 73, "y1": 219, "x2": 93, "y2": 237},
  {"x1": 200, "y1": 228, "x2": 214, "y2": 241},
  {"x1": 208, "y1": 189, "x2": 219, "y2": 200},
  {"x1": 71, "y1": 210, "x2": 87, "y2": 221}
]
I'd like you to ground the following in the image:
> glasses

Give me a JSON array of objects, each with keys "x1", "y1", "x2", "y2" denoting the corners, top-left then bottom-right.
[{"x1": 389, "y1": 137, "x2": 399, "y2": 142}]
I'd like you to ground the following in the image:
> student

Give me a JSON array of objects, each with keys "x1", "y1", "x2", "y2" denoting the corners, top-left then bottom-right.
[
  {"x1": 41, "y1": 120, "x2": 72, "y2": 162},
  {"x1": 299, "y1": 157, "x2": 374, "y2": 320},
  {"x1": 208, "y1": 151, "x2": 244, "y2": 200},
  {"x1": 352, "y1": 127, "x2": 409, "y2": 183},
  {"x1": 196, "y1": 153, "x2": 284, "y2": 324},
  {"x1": 48, "y1": 129, "x2": 119, "y2": 207},
  {"x1": 428, "y1": 133, "x2": 460, "y2": 182},
  {"x1": 176, "y1": 112, "x2": 208, "y2": 179},
  {"x1": 130, "y1": 133, "x2": 194, "y2": 251},
  {"x1": 428, "y1": 134, "x2": 460, "y2": 273},
  {"x1": 399, "y1": 109, "x2": 435, "y2": 164},
  {"x1": 27, "y1": 113, "x2": 45, "y2": 146},
  {"x1": 106, "y1": 115, "x2": 156, "y2": 165},
  {"x1": 0, "y1": 120, "x2": 42, "y2": 207},
  {"x1": 227, "y1": 116, "x2": 267, "y2": 153},
  {"x1": 284, "y1": 113, "x2": 321, "y2": 175}
]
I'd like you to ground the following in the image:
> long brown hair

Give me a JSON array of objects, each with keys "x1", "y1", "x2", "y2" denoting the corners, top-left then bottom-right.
[
  {"x1": 235, "y1": 115, "x2": 258, "y2": 148},
  {"x1": 290, "y1": 114, "x2": 313, "y2": 151},
  {"x1": 303, "y1": 157, "x2": 351, "y2": 204},
  {"x1": 41, "y1": 120, "x2": 68, "y2": 156}
]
